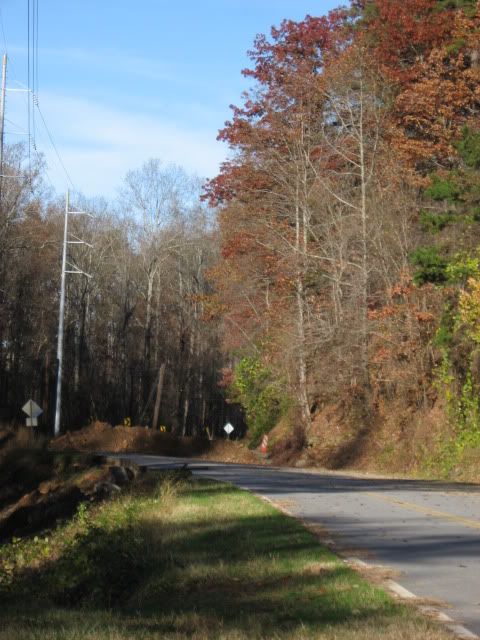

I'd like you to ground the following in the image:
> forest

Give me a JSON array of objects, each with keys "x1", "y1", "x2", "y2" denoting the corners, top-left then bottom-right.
[
  {"x1": 0, "y1": 157, "x2": 234, "y2": 436},
  {"x1": 2, "y1": 0, "x2": 480, "y2": 475}
]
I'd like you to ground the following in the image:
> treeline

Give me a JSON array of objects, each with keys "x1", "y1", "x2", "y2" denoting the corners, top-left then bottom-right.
[
  {"x1": 3, "y1": 0, "x2": 480, "y2": 459},
  {"x1": 206, "y1": 0, "x2": 480, "y2": 457},
  {"x1": 0, "y1": 151, "x2": 239, "y2": 435}
]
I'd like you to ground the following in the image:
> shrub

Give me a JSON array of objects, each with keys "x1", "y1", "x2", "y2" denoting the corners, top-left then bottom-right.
[
  {"x1": 410, "y1": 247, "x2": 448, "y2": 285},
  {"x1": 446, "y1": 251, "x2": 480, "y2": 284},
  {"x1": 229, "y1": 356, "x2": 290, "y2": 448},
  {"x1": 419, "y1": 209, "x2": 454, "y2": 233},
  {"x1": 424, "y1": 174, "x2": 460, "y2": 202},
  {"x1": 456, "y1": 127, "x2": 480, "y2": 169},
  {"x1": 49, "y1": 523, "x2": 148, "y2": 607}
]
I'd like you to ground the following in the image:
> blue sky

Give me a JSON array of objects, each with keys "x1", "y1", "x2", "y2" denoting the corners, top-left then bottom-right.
[{"x1": 1, "y1": 1, "x2": 341, "y2": 197}]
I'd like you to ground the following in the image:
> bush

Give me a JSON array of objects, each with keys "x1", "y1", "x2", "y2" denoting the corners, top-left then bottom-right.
[
  {"x1": 435, "y1": 0, "x2": 477, "y2": 17},
  {"x1": 229, "y1": 356, "x2": 290, "y2": 448},
  {"x1": 456, "y1": 127, "x2": 480, "y2": 169},
  {"x1": 410, "y1": 246, "x2": 448, "y2": 285},
  {"x1": 49, "y1": 523, "x2": 148, "y2": 607},
  {"x1": 419, "y1": 209, "x2": 454, "y2": 233},
  {"x1": 446, "y1": 251, "x2": 480, "y2": 284},
  {"x1": 424, "y1": 174, "x2": 460, "y2": 202}
]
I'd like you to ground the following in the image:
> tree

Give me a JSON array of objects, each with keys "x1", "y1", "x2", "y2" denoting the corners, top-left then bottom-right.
[{"x1": 206, "y1": 15, "x2": 346, "y2": 429}]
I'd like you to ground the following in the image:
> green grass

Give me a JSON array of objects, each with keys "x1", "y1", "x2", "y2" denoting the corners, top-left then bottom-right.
[{"x1": 0, "y1": 473, "x2": 454, "y2": 640}]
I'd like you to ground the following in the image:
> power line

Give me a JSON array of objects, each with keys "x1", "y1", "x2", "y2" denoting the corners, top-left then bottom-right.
[
  {"x1": 7, "y1": 76, "x2": 77, "y2": 193},
  {"x1": 32, "y1": 0, "x2": 36, "y2": 150},
  {"x1": 29, "y1": 115, "x2": 60, "y2": 192},
  {"x1": 34, "y1": 96, "x2": 76, "y2": 191},
  {"x1": 0, "y1": 9, "x2": 20, "y2": 85},
  {"x1": 27, "y1": 0, "x2": 31, "y2": 175},
  {"x1": 0, "y1": 8, "x2": 8, "y2": 55},
  {"x1": 35, "y1": 0, "x2": 39, "y2": 96},
  {"x1": 1, "y1": 3, "x2": 75, "y2": 196}
]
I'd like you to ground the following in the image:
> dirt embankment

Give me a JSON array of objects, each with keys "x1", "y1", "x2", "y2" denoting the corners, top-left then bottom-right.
[
  {"x1": 0, "y1": 431, "x2": 142, "y2": 540},
  {"x1": 50, "y1": 421, "x2": 261, "y2": 465},
  {"x1": 51, "y1": 421, "x2": 207, "y2": 456},
  {"x1": 264, "y1": 395, "x2": 480, "y2": 483},
  {"x1": 15, "y1": 401, "x2": 468, "y2": 485},
  {"x1": 43, "y1": 412, "x2": 450, "y2": 479}
]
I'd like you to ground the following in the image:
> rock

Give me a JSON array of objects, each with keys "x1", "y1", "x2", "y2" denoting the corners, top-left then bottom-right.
[
  {"x1": 124, "y1": 465, "x2": 138, "y2": 481},
  {"x1": 93, "y1": 481, "x2": 121, "y2": 500},
  {"x1": 38, "y1": 479, "x2": 62, "y2": 495},
  {"x1": 109, "y1": 465, "x2": 130, "y2": 486}
]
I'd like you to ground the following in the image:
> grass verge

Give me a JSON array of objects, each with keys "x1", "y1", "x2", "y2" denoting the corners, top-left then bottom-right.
[{"x1": 0, "y1": 472, "x2": 454, "y2": 640}]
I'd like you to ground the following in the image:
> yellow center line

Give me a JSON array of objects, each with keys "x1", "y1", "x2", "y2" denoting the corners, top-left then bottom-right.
[{"x1": 364, "y1": 492, "x2": 480, "y2": 530}]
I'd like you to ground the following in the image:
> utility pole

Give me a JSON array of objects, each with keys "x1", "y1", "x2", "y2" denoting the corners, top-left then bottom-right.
[
  {"x1": 53, "y1": 190, "x2": 92, "y2": 437},
  {"x1": 54, "y1": 190, "x2": 69, "y2": 437},
  {"x1": 0, "y1": 53, "x2": 7, "y2": 204}
]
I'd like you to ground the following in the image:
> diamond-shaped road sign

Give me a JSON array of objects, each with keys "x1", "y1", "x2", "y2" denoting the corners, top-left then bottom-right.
[
  {"x1": 22, "y1": 399, "x2": 43, "y2": 419},
  {"x1": 224, "y1": 422, "x2": 234, "y2": 435}
]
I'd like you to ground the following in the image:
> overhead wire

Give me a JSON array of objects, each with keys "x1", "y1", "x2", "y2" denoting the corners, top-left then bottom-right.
[
  {"x1": 9, "y1": 74, "x2": 77, "y2": 192},
  {"x1": 0, "y1": 6, "x2": 21, "y2": 86},
  {"x1": 35, "y1": 0, "x2": 38, "y2": 95},
  {"x1": 31, "y1": 1, "x2": 35, "y2": 150},
  {"x1": 5, "y1": 117, "x2": 26, "y2": 130},
  {"x1": 0, "y1": 7, "x2": 8, "y2": 55},
  {"x1": 27, "y1": 0, "x2": 31, "y2": 177},
  {"x1": 29, "y1": 0, "x2": 75, "y2": 192},
  {"x1": 25, "y1": 105, "x2": 58, "y2": 193},
  {"x1": 1, "y1": 1, "x2": 76, "y2": 195},
  {"x1": 34, "y1": 99, "x2": 76, "y2": 192}
]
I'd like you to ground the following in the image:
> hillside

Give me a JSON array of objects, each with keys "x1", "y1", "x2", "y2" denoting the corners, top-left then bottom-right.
[{"x1": 207, "y1": 0, "x2": 480, "y2": 480}]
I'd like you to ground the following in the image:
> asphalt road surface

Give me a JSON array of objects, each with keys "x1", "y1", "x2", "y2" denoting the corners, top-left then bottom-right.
[{"x1": 121, "y1": 455, "x2": 480, "y2": 637}]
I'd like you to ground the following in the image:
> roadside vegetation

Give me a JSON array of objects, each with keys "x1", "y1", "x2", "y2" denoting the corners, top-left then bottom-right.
[
  {"x1": 4, "y1": 0, "x2": 480, "y2": 485},
  {"x1": 0, "y1": 472, "x2": 454, "y2": 640}
]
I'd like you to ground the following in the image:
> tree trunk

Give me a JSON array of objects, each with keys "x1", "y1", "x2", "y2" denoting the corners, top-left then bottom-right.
[
  {"x1": 294, "y1": 176, "x2": 311, "y2": 430},
  {"x1": 358, "y1": 77, "x2": 370, "y2": 389},
  {"x1": 151, "y1": 362, "x2": 166, "y2": 430}
]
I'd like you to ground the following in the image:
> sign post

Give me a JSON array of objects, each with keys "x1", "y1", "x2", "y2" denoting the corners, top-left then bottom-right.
[
  {"x1": 223, "y1": 422, "x2": 234, "y2": 440},
  {"x1": 22, "y1": 399, "x2": 43, "y2": 427}
]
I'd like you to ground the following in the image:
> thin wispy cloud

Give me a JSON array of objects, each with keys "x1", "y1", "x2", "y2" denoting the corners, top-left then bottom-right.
[
  {"x1": 14, "y1": 92, "x2": 227, "y2": 195},
  {"x1": 8, "y1": 45, "x2": 209, "y2": 87},
  {"x1": 2, "y1": 2, "x2": 338, "y2": 196}
]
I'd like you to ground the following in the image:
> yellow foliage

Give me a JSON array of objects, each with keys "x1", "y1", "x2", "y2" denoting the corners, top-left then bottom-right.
[{"x1": 459, "y1": 277, "x2": 480, "y2": 343}]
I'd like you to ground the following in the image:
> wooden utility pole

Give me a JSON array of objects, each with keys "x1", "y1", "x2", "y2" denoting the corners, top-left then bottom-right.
[{"x1": 152, "y1": 362, "x2": 166, "y2": 430}]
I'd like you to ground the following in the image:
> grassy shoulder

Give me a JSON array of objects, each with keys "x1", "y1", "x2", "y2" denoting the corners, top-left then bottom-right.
[{"x1": 0, "y1": 472, "x2": 454, "y2": 640}]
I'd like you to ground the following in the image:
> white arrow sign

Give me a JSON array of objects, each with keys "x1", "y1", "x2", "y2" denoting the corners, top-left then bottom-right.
[
  {"x1": 224, "y1": 422, "x2": 234, "y2": 435},
  {"x1": 22, "y1": 399, "x2": 43, "y2": 419}
]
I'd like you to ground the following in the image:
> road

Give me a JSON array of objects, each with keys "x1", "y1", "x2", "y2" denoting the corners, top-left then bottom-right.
[{"x1": 121, "y1": 455, "x2": 480, "y2": 638}]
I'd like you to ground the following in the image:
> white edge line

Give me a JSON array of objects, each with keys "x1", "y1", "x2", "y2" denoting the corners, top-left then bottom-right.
[
  {"x1": 384, "y1": 578, "x2": 417, "y2": 600},
  {"x1": 156, "y1": 465, "x2": 480, "y2": 640},
  {"x1": 258, "y1": 495, "x2": 479, "y2": 640},
  {"x1": 445, "y1": 625, "x2": 479, "y2": 640}
]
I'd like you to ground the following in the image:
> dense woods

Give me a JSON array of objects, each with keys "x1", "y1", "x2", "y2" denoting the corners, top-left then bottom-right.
[
  {"x1": 2, "y1": 0, "x2": 480, "y2": 475},
  {"x1": 0, "y1": 152, "x2": 235, "y2": 435}
]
